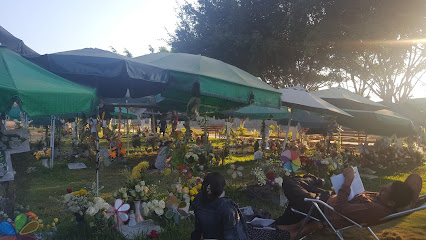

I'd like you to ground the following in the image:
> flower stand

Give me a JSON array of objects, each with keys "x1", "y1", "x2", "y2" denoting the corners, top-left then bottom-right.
[
  {"x1": 41, "y1": 159, "x2": 49, "y2": 168},
  {"x1": 133, "y1": 201, "x2": 144, "y2": 222}
]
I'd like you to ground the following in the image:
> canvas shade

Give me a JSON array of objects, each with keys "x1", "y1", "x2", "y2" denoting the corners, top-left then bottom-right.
[
  {"x1": 313, "y1": 87, "x2": 385, "y2": 111},
  {"x1": 338, "y1": 109, "x2": 416, "y2": 137},
  {"x1": 380, "y1": 100, "x2": 425, "y2": 127},
  {"x1": 225, "y1": 105, "x2": 290, "y2": 120},
  {"x1": 134, "y1": 53, "x2": 282, "y2": 111},
  {"x1": 0, "y1": 46, "x2": 97, "y2": 118},
  {"x1": 29, "y1": 48, "x2": 169, "y2": 98},
  {"x1": 0, "y1": 25, "x2": 39, "y2": 57},
  {"x1": 279, "y1": 85, "x2": 351, "y2": 117},
  {"x1": 278, "y1": 85, "x2": 350, "y2": 149},
  {"x1": 277, "y1": 110, "x2": 330, "y2": 129}
]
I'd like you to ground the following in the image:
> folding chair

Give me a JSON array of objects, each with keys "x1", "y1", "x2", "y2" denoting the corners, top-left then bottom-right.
[{"x1": 291, "y1": 194, "x2": 426, "y2": 240}]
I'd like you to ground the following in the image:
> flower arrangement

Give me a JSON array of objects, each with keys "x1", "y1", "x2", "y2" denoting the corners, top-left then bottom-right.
[
  {"x1": 33, "y1": 148, "x2": 51, "y2": 160},
  {"x1": 141, "y1": 199, "x2": 166, "y2": 216},
  {"x1": 59, "y1": 183, "x2": 109, "y2": 222},
  {"x1": 185, "y1": 144, "x2": 215, "y2": 167},
  {"x1": 146, "y1": 133, "x2": 161, "y2": 150},
  {"x1": 251, "y1": 167, "x2": 267, "y2": 186},
  {"x1": 251, "y1": 159, "x2": 291, "y2": 187},
  {"x1": 129, "y1": 180, "x2": 151, "y2": 202},
  {"x1": 113, "y1": 187, "x2": 129, "y2": 202},
  {"x1": 131, "y1": 161, "x2": 150, "y2": 179}
]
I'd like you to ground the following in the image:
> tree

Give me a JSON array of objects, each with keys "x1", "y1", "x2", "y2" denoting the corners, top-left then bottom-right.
[
  {"x1": 110, "y1": 46, "x2": 118, "y2": 54},
  {"x1": 310, "y1": 0, "x2": 426, "y2": 102},
  {"x1": 123, "y1": 48, "x2": 133, "y2": 58},
  {"x1": 148, "y1": 45, "x2": 155, "y2": 54},
  {"x1": 158, "y1": 46, "x2": 170, "y2": 53},
  {"x1": 170, "y1": 0, "x2": 334, "y2": 89},
  {"x1": 171, "y1": 0, "x2": 425, "y2": 101}
]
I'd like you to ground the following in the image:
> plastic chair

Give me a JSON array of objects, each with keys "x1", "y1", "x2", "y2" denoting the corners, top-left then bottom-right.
[{"x1": 291, "y1": 194, "x2": 426, "y2": 240}]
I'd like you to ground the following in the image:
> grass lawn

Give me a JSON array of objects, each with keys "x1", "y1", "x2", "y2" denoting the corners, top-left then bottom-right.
[{"x1": 1, "y1": 138, "x2": 425, "y2": 240}]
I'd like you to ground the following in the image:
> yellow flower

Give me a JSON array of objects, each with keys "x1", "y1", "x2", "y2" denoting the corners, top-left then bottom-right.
[
  {"x1": 40, "y1": 224, "x2": 44, "y2": 228},
  {"x1": 191, "y1": 196, "x2": 195, "y2": 201},
  {"x1": 196, "y1": 184, "x2": 202, "y2": 190},
  {"x1": 164, "y1": 168, "x2": 172, "y2": 176},
  {"x1": 183, "y1": 187, "x2": 189, "y2": 193},
  {"x1": 54, "y1": 218, "x2": 58, "y2": 223},
  {"x1": 52, "y1": 223, "x2": 56, "y2": 227},
  {"x1": 46, "y1": 224, "x2": 51, "y2": 228}
]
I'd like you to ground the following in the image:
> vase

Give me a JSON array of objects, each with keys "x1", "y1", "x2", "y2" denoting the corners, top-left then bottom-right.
[
  {"x1": 279, "y1": 191, "x2": 288, "y2": 206},
  {"x1": 134, "y1": 201, "x2": 144, "y2": 223},
  {"x1": 41, "y1": 159, "x2": 49, "y2": 168}
]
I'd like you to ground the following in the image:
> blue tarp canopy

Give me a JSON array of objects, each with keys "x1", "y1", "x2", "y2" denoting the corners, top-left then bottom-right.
[
  {"x1": 28, "y1": 48, "x2": 169, "y2": 98},
  {"x1": 0, "y1": 25, "x2": 39, "y2": 57}
]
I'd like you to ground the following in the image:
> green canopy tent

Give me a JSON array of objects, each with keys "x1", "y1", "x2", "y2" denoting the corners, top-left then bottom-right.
[
  {"x1": 0, "y1": 46, "x2": 97, "y2": 118},
  {"x1": 229, "y1": 105, "x2": 291, "y2": 120},
  {"x1": 338, "y1": 109, "x2": 416, "y2": 137},
  {"x1": 135, "y1": 53, "x2": 282, "y2": 112},
  {"x1": 110, "y1": 107, "x2": 138, "y2": 120},
  {"x1": 0, "y1": 46, "x2": 98, "y2": 169}
]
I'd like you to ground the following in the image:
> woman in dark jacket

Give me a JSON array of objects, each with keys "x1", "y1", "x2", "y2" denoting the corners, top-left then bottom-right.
[{"x1": 191, "y1": 172, "x2": 249, "y2": 240}]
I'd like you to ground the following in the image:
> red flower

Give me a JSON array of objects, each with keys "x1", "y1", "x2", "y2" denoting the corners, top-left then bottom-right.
[
  {"x1": 147, "y1": 230, "x2": 159, "y2": 238},
  {"x1": 186, "y1": 172, "x2": 192, "y2": 179},
  {"x1": 67, "y1": 188, "x2": 72, "y2": 193},
  {"x1": 266, "y1": 172, "x2": 275, "y2": 181},
  {"x1": 196, "y1": 178, "x2": 201, "y2": 183},
  {"x1": 25, "y1": 211, "x2": 38, "y2": 220}
]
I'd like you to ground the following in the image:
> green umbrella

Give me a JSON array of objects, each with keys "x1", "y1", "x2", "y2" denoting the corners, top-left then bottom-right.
[
  {"x1": 227, "y1": 105, "x2": 291, "y2": 120},
  {"x1": 110, "y1": 107, "x2": 138, "y2": 120},
  {"x1": 7, "y1": 106, "x2": 21, "y2": 120},
  {"x1": 0, "y1": 46, "x2": 97, "y2": 118},
  {"x1": 338, "y1": 109, "x2": 416, "y2": 137},
  {"x1": 134, "y1": 53, "x2": 282, "y2": 111}
]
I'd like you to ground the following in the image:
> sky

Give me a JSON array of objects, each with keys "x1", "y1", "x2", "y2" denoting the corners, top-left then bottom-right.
[
  {"x1": 1, "y1": 0, "x2": 424, "y2": 100},
  {"x1": 0, "y1": 0, "x2": 184, "y2": 56}
]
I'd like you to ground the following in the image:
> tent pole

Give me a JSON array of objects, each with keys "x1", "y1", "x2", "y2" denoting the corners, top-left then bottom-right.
[
  {"x1": 127, "y1": 108, "x2": 129, "y2": 156},
  {"x1": 282, "y1": 109, "x2": 293, "y2": 151},
  {"x1": 50, "y1": 116, "x2": 55, "y2": 168},
  {"x1": 96, "y1": 134, "x2": 100, "y2": 197}
]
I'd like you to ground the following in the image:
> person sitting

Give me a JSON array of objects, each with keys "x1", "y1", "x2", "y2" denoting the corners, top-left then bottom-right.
[
  {"x1": 275, "y1": 167, "x2": 422, "y2": 238},
  {"x1": 191, "y1": 172, "x2": 249, "y2": 240}
]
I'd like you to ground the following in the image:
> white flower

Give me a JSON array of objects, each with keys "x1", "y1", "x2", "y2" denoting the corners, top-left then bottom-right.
[
  {"x1": 158, "y1": 200, "x2": 165, "y2": 209},
  {"x1": 86, "y1": 206, "x2": 96, "y2": 216},
  {"x1": 142, "y1": 206, "x2": 150, "y2": 216},
  {"x1": 154, "y1": 208, "x2": 164, "y2": 216},
  {"x1": 152, "y1": 199, "x2": 158, "y2": 206},
  {"x1": 274, "y1": 177, "x2": 284, "y2": 187},
  {"x1": 7, "y1": 218, "x2": 12, "y2": 222}
]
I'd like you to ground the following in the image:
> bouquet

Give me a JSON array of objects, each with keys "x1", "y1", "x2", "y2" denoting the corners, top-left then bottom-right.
[
  {"x1": 62, "y1": 188, "x2": 108, "y2": 218},
  {"x1": 129, "y1": 180, "x2": 151, "y2": 202},
  {"x1": 141, "y1": 199, "x2": 166, "y2": 216},
  {"x1": 34, "y1": 148, "x2": 51, "y2": 160}
]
